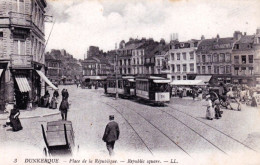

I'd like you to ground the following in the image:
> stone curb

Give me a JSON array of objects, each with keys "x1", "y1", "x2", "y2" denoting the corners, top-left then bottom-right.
[{"x1": 0, "y1": 112, "x2": 60, "y2": 120}]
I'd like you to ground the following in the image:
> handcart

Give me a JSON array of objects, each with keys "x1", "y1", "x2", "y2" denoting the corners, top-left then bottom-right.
[{"x1": 41, "y1": 120, "x2": 76, "y2": 156}]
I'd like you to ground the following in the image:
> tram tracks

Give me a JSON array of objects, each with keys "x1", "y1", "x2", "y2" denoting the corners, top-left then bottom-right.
[
  {"x1": 164, "y1": 104, "x2": 257, "y2": 152},
  {"x1": 106, "y1": 98, "x2": 258, "y2": 157},
  {"x1": 102, "y1": 100, "x2": 193, "y2": 157}
]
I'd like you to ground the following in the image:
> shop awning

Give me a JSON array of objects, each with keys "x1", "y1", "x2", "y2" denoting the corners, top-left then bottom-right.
[
  {"x1": 153, "y1": 79, "x2": 171, "y2": 83},
  {"x1": 171, "y1": 80, "x2": 203, "y2": 86},
  {"x1": 15, "y1": 75, "x2": 31, "y2": 92},
  {"x1": 195, "y1": 75, "x2": 212, "y2": 83},
  {"x1": 36, "y1": 70, "x2": 58, "y2": 90},
  {"x1": 0, "y1": 69, "x2": 3, "y2": 78}
]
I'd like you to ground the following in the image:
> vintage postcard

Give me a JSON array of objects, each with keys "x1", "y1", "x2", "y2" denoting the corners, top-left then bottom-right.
[{"x1": 0, "y1": 0, "x2": 260, "y2": 164}]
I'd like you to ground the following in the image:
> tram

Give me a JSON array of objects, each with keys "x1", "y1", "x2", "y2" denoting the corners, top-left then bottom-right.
[
  {"x1": 135, "y1": 76, "x2": 171, "y2": 104},
  {"x1": 105, "y1": 76, "x2": 124, "y2": 95},
  {"x1": 122, "y1": 76, "x2": 136, "y2": 97}
]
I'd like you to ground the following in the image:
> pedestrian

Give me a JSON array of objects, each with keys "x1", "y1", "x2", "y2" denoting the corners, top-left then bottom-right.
[
  {"x1": 205, "y1": 95, "x2": 214, "y2": 120},
  {"x1": 49, "y1": 96, "x2": 58, "y2": 109},
  {"x1": 53, "y1": 90, "x2": 59, "y2": 98},
  {"x1": 59, "y1": 99, "x2": 69, "y2": 120},
  {"x1": 213, "y1": 100, "x2": 222, "y2": 119},
  {"x1": 62, "y1": 89, "x2": 69, "y2": 101},
  {"x1": 43, "y1": 91, "x2": 50, "y2": 107},
  {"x1": 102, "y1": 115, "x2": 120, "y2": 156},
  {"x1": 4, "y1": 106, "x2": 23, "y2": 131}
]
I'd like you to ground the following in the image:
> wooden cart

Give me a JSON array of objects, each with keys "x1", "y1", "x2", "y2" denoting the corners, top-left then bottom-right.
[{"x1": 41, "y1": 120, "x2": 75, "y2": 156}]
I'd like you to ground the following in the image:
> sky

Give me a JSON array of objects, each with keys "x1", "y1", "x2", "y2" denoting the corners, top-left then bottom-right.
[{"x1": 45, "y1": 0, "x2": 260, "y2": 59}]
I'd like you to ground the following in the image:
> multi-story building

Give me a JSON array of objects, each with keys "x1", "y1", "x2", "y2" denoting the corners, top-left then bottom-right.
[
  {"x1": 154, "y1": 44, "x2": 169, "y2": 74},
  {"x1": 81, "y1": 56, "x2": 111, "y2": 76},
  {"x1": 45, "y1": 53, "x2": 61, "y2": 84},
  {"x1": 0, "y1": 0, "x2": 53, "y2": 111},
  {"x1": 117, "y1": 39, "x2": 143, "y2": 75},
  {"x1": 196, "y1": 34, "x2": 236, "y2": 85},
  {"x1": 232, "y1": 29, "x2": 260, "y2": 86},
  {"x1": 168, "y1": 40, "x2": 199, "y2": 81}
]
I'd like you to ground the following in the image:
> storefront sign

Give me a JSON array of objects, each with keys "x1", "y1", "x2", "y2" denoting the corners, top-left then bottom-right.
[{"x1": 10, "y1": 55, "x2": 32, "y2": 68}]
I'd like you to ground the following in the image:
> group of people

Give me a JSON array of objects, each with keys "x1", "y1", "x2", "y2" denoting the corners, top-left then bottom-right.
[{"x1": 205, "y1": 95, "x2": 222, "y2": 120}]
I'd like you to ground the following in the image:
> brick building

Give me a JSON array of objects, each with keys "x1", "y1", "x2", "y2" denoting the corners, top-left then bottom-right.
[{"x1": 0, "y1": 0, "x2": 57, "y2": 111}]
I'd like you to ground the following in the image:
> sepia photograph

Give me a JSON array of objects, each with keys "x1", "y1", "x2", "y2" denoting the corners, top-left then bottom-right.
[{"x1": 0, "y1": 0, "x2": 260, "y2": 164}]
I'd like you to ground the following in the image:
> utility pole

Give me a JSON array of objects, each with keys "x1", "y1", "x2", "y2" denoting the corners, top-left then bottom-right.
[{"x1": 115, "y1": 43, "x2": 119, "y2": 99}]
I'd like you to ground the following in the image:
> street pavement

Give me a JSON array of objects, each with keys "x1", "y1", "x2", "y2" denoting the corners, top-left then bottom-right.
[{"x1": 0, "y1": 85, "x2": 260, "y2": 165}]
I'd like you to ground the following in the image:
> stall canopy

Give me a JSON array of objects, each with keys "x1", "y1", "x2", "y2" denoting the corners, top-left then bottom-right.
[
  {"x1": 171, "y1": 80, "x2": 203, "y2": 86},
  {"x1": 0, "y1": 69, "x2": 3, "y2": 78},
  {"x1": 15, "y1": 75, "x2": 31, "y2": 92},
  {"x1": 36, "y1": 70, "x2": 58, "y2": 90},
  {"x1": 83, "y1": 76, "x2": 107, "y2": 80},
  {"x1": 154, "y1": 79, "x2": 171, "y2": 83},
  {"x1": 195, "y1": 75, "x2": 212, "y2": 84}
]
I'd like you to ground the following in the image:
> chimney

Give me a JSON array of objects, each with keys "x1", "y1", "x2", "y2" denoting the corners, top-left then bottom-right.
[
  {"x1": 176, "y1": 33, "x2": 179, "y2": 41},
  {"x1": 244, "y1": 32, "x2": 247, "y2": 36},
  {"x1": 233, "y1": 31, "x2": 242, "y2": 40},
  {"x1": 201, "y1": 35, "x2": 205, "y2": 40}
]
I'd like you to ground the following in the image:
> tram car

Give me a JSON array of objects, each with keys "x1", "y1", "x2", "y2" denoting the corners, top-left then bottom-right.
[
  {"x1": 105, "y1": 76, "x2": 124, "y2": 95},
  {"x1": 135, "y1": 76, "x2": 171, "y2": 104},
  {"x1": 122, "y1": 76, "x2": 136, "y2": 97}
]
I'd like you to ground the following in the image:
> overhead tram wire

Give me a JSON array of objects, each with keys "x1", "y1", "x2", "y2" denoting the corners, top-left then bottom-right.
[{"x1": 40, "y1": 18, "x2": 56, "y2": 62}]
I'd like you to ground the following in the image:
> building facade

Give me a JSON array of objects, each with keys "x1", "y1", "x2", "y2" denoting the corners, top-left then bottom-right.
[
  {"x1": 45, "y1": 53, "x2": 62, "y2": 84},
  {"x1": 0, "y1": 0, "x2": 48, "y2": 110},
  {"x1": 232, "y1": 29, "x2": 260, "y2": 86},
  {"x1": 196, "y1": 35, "x2": 235, "y2": 85},
  {"x1": 168, "y1": 40, "x2": 199, "y2": 81}
]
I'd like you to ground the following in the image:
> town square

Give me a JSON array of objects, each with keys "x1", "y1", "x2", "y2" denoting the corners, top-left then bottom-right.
[{"x1": 0, "y1": 0, "x2": 260, "y2": 165}]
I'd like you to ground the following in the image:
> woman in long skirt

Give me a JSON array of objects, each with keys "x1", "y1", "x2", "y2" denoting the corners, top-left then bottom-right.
[{"x1": 205, "y1": 95, "x2": 214, "y2": 120}]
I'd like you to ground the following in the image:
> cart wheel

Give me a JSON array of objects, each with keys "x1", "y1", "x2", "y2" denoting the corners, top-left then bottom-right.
[{"x1": 43, "y1": 147, "x2": 47, "y2": 157}]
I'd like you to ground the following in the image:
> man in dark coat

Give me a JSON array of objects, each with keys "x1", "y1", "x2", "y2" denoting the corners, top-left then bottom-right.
[
  {"x1": 102, "y1": 115, "x2": 120, "y2": 156},
  {"x1": 59, "y1": 99, "x2": 69, "y2": 120}
]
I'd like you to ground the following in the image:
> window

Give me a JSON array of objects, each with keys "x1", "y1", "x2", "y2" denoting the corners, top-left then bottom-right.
[
  {"x1": 202, "y1": 55, "x2": 206, "y2": 63},
  {"x1": 171, "y1": 64, "x2": 175, "y2": 72},
  {"x1": 190, "y1": 63, "x2": 194, "y2": 72},
  {"x1": 177, "y1": 65, "x2": 180, "y2": 72},
  {"x1": 157, "y1": 59, "x2": 160, "y2": 66},
  {"x1": 241, "y1": 55, "x2": 246, "y2": 64},
  {"x1": 219, "y1": 66, "x2": 225, "y2": 74},
  {"x1": 234, "y1": 56, "x2": 239, "y2": 64},
  {"x1": 13, "y1": 40, "x2": 25, "y2": 55},
  {"x1": 197, "y1": 55, "x2": 200, "y2": 62},
  {"x1": 177, "y1": 76, "x2": 181, "y2": 80},
  {"x1": 172, "y1": 76, "x2": 175, "y2": 80},
  {"x1": 226, "y1": 66, "x2": 231, "y2": 73},
  {"x1": 214, "y1": 66, "x2": 219, "y2": 74},
  {"x1": 171, "y1": 53, "x2": 174, "y2": 61},
  {"x1": 197, "y1": 66, "x2": 200, "y2": 74},
  {"x1": 202, "y1": 66, "x2": 206, "y2": 74},
  {"x1": 182, "y1": 52, "x2": 186, "y2": 60},
  {"x1": 189, "y1": 52, "x2": 194, "y2": 60},
  {"x1": 226, "y1": 53, "x2": 231, "y2": 62},
  {"x1": 208, "y1": 66, "x2": 211, "y2": 74},
  {"x1": 213, "y1": 54, "x2": 218, "y2": 62},
  {"x1": 207, "y1": 55, "x2": 211, "y2": 62},
  {"x1": 249, "y1": 55, "x2": 253, "y2": 63},
  {"x1": 177, "y1": 53, "x2": 180, "y2": 60},
  {"x1": 234, "y1": 44, "x2": 239, "y2": 49},
  {"x1": 183, "y1": 64, "x2": 187, "y2": 72},
  {"x1": 0, "y1": 32, "x2": 3, "y2": 57},
  {"x1": 183, "y1": 76, "x2": 187, "y2": 80},
  {"x1": 219, "y1": 53, "x2": 225, "y2": 62},
  {"x1": 0, "y1": 32, "x2": 3, "y2": 37}
]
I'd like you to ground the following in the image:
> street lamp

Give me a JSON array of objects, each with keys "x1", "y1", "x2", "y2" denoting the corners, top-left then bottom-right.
[{"x1": 115, "y1": 43, "x2": 119, "y2": 99}]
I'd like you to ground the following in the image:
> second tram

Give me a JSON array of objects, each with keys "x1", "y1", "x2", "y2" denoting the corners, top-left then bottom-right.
[{"x1": 135, "y1": 76, "x2": 171, "y2": 103}]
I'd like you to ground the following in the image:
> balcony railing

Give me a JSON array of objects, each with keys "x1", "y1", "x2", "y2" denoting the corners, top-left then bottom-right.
[
  {"x1": 10, "y1": 54, "x2": 33, "y2": 68},
  {"x1": 9, "y1": 12, "x2": 31, "y2": 27}
]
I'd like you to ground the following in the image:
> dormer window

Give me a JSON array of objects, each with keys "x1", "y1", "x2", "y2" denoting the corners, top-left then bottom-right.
[
  {"x1": 234, "y1": 44, "x2": 239, "y2": 49},
  {"x1": 180, "y1": 43, "x2": 184, "y2": 47}
]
